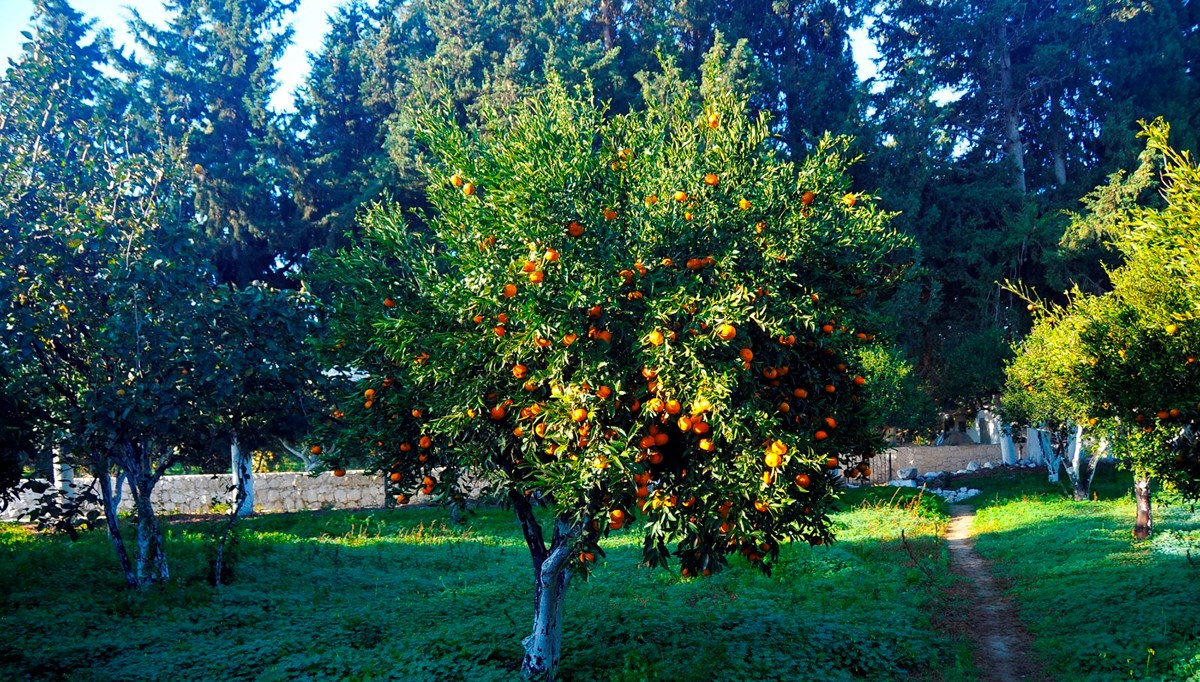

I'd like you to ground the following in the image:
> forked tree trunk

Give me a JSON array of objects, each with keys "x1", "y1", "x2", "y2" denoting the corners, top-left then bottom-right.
[
  {"x1": 509, "y1": 491, "x2": 583, "y2": 680},
  {"x1": 1037, "y1": 429, "x2": 1059, "y2": 483},
  {"x1": 230, "y1": 434, "x2": 254, "y2": 517},
  {"x1": 1133, "y1": 478, "x2": 1153, "y2": 540},
  {"x1": 129, "y1": 476, "x2": 168, "y2": 585},
  {"x1": 97, "y1": 468, "x2": 136, "y2": 588}
]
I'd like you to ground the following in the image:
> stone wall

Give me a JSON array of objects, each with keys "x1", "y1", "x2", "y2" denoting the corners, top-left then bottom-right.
[
  {"x1": 2, "y1": 470, "x2": 402, "y2": 521},
  {"x1": 869, "y1": 444, "x2": 1002, "y2": 482}
]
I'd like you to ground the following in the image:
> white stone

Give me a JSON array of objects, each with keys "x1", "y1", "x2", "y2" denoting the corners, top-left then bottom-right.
[
  {"x1": 966, "y1": 461, "x2": 979, "y2": 472},
  {"x1": 888, "y1": 480, "x2": 919, "y2": 488},
  {"x1": 898, "y1": 467, "x2": 919, "y2": 480}
]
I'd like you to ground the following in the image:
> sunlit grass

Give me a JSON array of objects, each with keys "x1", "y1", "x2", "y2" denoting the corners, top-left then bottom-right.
[{"x1": 0, "y1": 489, "x2": 954, "y2": 681}]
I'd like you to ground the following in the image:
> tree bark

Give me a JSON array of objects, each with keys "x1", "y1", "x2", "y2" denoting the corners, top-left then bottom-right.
[
  {"x1": 230, "y1": 434, "x2": 254, "y2": 517},
  {"x1": 999, "y1": 428, "x2": 1018, "y2": 465},
  {"x1": 1066, "y1": 424, "x2": 1090, "y2": 500},
  {"x1": 1133, "y1": 478, "x2": 1152, "y2": 540},
  {"x1": 997, "y1": 20, "x2": 1026, "y2": 194},
  {"x1": 1051, "y1": 92, "x2": 1067, "y2": 187},
  {"x1": 509, "y1": 491, "x2": 582, "y2": 680},
  {"x1": 97, "y1": 468, "x2": 136, "y2": 589},
  {"x1": 1037, "y1": 429, "x2": 1059, "y2": 483},
  {"x1": 51, "y1": 446, "x2": 74, "y2": 498}
]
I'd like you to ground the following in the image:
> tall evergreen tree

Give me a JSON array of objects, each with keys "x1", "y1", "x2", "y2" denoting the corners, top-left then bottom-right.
[{"x1": 126, "y1": 0, "x2": 299, "y2": 287}]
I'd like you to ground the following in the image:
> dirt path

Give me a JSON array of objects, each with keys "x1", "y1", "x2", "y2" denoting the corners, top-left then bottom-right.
[{"x1": 945, "y1": 504, "x2": 1041, "y2": 682}]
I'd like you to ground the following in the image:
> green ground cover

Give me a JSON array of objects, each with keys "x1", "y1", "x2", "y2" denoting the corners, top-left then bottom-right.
[
  {"x1": 0, "y1": 489, "x2": 955, "y2": 681},
  {"x1": 968, "y1": 468, "x2": 1200, "y2": 680}
]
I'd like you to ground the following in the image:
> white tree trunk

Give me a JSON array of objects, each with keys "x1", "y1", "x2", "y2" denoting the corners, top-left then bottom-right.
[
  {"x1": 231, "y1": 435, "x2": 254, "y2": 517},
  {"x1": 1000, "y1": 429, "x2": 1018, "y2": 465},
  {"x1": 1039, "y1": 429, "x2": 1059, "y2": 483},
  {"x1": 51, "y1": 448, "x2": 74, "y2": 498},
  {"x1": 1025, "y1": 426, "x2": 1045, "y2": 465},
  {"x1": 522, "y1": 557, "x2": 571, "y2": 680}
]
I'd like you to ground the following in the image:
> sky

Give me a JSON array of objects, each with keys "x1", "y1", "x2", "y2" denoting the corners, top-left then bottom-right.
[{"x1": 0, "y1": 0, "x2": 881, "y2": 112}]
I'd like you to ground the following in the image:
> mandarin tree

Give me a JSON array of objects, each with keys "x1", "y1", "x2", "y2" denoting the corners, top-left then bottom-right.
[
  {"x1": 1005, "y1": 120, "x2": 1200, "y2": 537},
  {"x1": 315, "y1": 53, "x2": 913, "y2": 679}
]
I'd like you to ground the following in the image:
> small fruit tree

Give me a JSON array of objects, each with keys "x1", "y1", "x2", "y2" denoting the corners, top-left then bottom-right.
[
  {"x1": 1005, "y1": 120, "x2": 1200, "y2": 537},
  {"x1": 315, "y1": 52, "x2": 913, "y2": 679}
]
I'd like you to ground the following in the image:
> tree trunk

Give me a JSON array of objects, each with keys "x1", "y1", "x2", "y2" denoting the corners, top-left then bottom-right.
[
  {"x1": 1024, "y1": 426, "x2": 1045, "y2": 464},
  {"x1": 230, "y1": 434, "x2": 254, "y2": 517},
  {"x1": 130, "y1": 476, "x2": 168, "y2": 585},
  {"x1": 522, "y1": 552, "x2": 572, "y2": 680},
  {"x1": 97, "y1": 469, "x2": 136, "y2": 589},
  {"x1": 1051, "y1": 92, "x2": 1067, "y2": 187},
  {"x1": 997, "y1": 20, "x2": 1026, "y2": 194},
  {"x1": 1066, "y1": 424, "x2": 1089, "y2": 500},
  {"x1": 999, "y1": 429, "x2": 1018, "y2": 465},
  {"x1": 1133, "y1": 478, "x2": 1152, "y2": 540},
  {"x1": 51, "y1": 447, "x2": 74, "y2": 498},
  {"x1": 1037, "y1": 429, "x2": 1059, "y2": 483},
  {"x1": 509, "y1": 491, "x2": 582, "y2": 680}
]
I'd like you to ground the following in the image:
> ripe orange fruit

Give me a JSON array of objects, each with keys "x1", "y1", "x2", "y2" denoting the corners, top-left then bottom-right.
[
  {"x1": 494, "y1": 325, "x2": 506, "y2": 337},
  {"x1": 645, "y1": 194, "x2": 659, "y2": 206},
  {"x1": 332, "y1": 468, "x2": 346, "y2": 477},
  {"x1": 738, "y1": 198, "x2": 751, "y2": 210},
  {"x1": 462, "y1": 182, "x2": 476, "y2": 196},
  {"x1": 754, "y1": 500, "x2": 769, "y2": 512},
  {"x1": 739, "y1": 348, "x2": 754, "y2": 362},
  {"x1": 580, "y1": 551, "x2": 596, "y2": 563},
  {"x1": 853, "y1": 375, "x2": 866, "y2": 386},
  {"x1": 310, "y1": 445, "x2": 322, "y2": 455},
  {"x1": 472, "y1": 314, "x2": 484, "y2": 324},
  {"x1": 648, "y1": 330, "x2": 665, "y2": 346},
  {"x1": 825, "y1": 457, "x2": 839, "y2": 469},
  {"x1": 654, "y1": 432, "x2": 669, "y2": 446},
  {"x1": 1166, "y1": 323, "x2": 1179, "y2": 335},
  {"x1": 704, "y1": 172, "x2": 719, "y2": 186},
  {"x1": 821, "y1": 323, "x2": 834, "y2": 334},
  {"x1": 793, "y1": 388, "x2": 808, "y2": 399},
  {"x1": 529, "y1": 270, "x2": 545, "y2": 284},
  {"x1": 716, "y1": 323, "x2": 737, "y2": 341},
  {"x1": 390, "y1": 472, "x2": 402, "y2": 483},
  {"x1": 673, "y1": 190, "x2": 688, "y2": 202},
  {"x1": 503, "y1": 283, "x2": 517, "y2": 298},
  {"x1": 692, "y1": 420, "x2": 710, "y2": 435},
  {"x1": 815, "y1": 430, "x2": 829, "y2": 441},
  {"x1": 795, "y1": 473, "x2": 811, "y2": 489},
  {"x1": 596, "y1": 329, "x2": 613, "y2": 343},
  {"x1": 824, "y1": 384, "x2": 836, "y2": 394},
  {"x1": 801, "y1": 190, "x2": 815, "y2": 206},
  {"x1": 706, "y1": 112, "x2": 720, "y2": 128},
  {"x1": 603, "y1": 208, "x2": 618, "y2": 220},
  {"x1": 842, "y1": 193, "x2": 856, "y2": 207},
  {"x1": 698, "y1": 438, "x2": 715, "y2": 452},
  {"x1": 512, "y1": 364, "x2": 528, "y2": 379},
  {"x1": 418, "y1": 435, "x2": 432, "y2": 449},
  {"x1": 765, "y1": 451, "x2": 782, "y2": 468},
  {"x1": 778, "y1": 402, "x2": 790, "y2": 413},
  {"x1": 824, "y1": 417, "x2": 837, "y2": 429},
  {"x1": 450, "y1": 173, "x2": 463, "y2": 187},
  {"x1": 364, "y1": 388, "x2": 376, "y2": 400},
  {"x1": 545, "y1": 248, "x2": 560, "y2": 262},
  {"x1": 567, "y1": 221, "x2": 584, "y2": 237},
  {"x1": 383, "y1": 297, "x2": 397, "y2": 308},
  {"x1": 768, "y1": 440, "x2": 787, "y2": 456},
  {"x1": 571, "y1": 408, "x2": 589, "y2": 422},
  {"x1": 488, "y1": 404, "x2": 507, "y2": 420}
]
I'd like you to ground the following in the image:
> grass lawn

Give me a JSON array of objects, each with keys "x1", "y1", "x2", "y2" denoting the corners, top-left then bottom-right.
[
  {"x1": 963, "y1": 466, "x2": 1200, "y2": 680},
  {"x1": 0, "y1": 488, "x2": 957, "y2": 681}
]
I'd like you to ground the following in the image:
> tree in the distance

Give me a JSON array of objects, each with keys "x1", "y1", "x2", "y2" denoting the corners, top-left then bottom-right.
[
  {"x1": 1005, "y1": 120, "x2": 1200, "y2": 538},
  {"x1": 315, "y1": 45, "x2": 913, "y2": 679}
]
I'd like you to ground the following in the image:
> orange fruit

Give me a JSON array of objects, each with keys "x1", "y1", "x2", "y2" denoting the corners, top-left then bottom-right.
[
  {"x1": 754, "y1": 500, "x2": 769, "y2": 512},
  {"x1": 795, "y1": 473, "x2": 811, "y2": 489},
  {"x1": 778, "y1": 402, "x2": 790, "y2": 413},
  {"x1": 853, "y1": 375, "x2": 866, "y2": 386},
  {"x1": 418, "y1": 435, "x2": 432, "y2": 449},
  {"x1": 1166, "y1": 323, "x2": 1179, "y2": 335},
  {"x1": 825, "y1": 457, "x2": 839, "y2": 469},
  {"x1": 821, "y1": 323, "x2": 834, "y2": 334},
  {"x1": 494, "y1": 325, "x2": 506, "y2": 337},
  {"x1": 545, "y1": 248, "x2": 560, "y2": 262},
  {"x1": 513, "y1": 364, "x2": 528, "y2": 379},
  {"x1": 310, "y1": 445, "x2": 322, "y2": 455},
  {"x1": 824, "y1": 384, "x2": 836, "y2": 394},
  {"x1": 801, "y1": 190, "x2": 815, "y2": 206},
  {"x1": 503, "y1": 283, "x2": 517, "y2": 298},
  {"x1": 815, "y1": 430, "x2": 829, "y2": 441},
  {"x1": 793, "y1": 388, "x2": 808, "y2": 399},
  {"x1": 522, "y1": 260, "x2": 537, "y2": 273},
  {"x1": 390, "y1": 472, "x2": 402, "y2": 483},
  {"x1": 529, "y1": 270, "x2": 545, "y2": 284},
  {"x1": 332, "y1": 468, "x2": 346, "y2": 477},
  {"x1": 706, "y1": 112, "x2": 720, "y2": 128},
  {"x1": 383, "y1": 297, "x2": 397, "y2": 308},
  {"x1": 645, "y1": 194, "x2": 659, "y2": 206},
  {"x1": 824, "y1": 417, "x2": 837, "y2": 429},
  {"x1": 665, "y1": 399, "x2": 682, "y2": 415},
  {"x1": 603, "y1": 208, "x2": 618, "y2": 220},
  {"x1": 648, "y1": 330, "x2": 665, "y2": 346},
  {"x1": 567, "y1": 221, "x2": 584, "y2": 237},
  {"x1": 738, "y1": 198, "x2": 751, "y2": 210},
  {"x1": 704, "y1": 173, "x2": 719, "y2": 186},
  {"x1": 462, "y1": 182, "x2": 476, "y2": 196},
  {"x1": 716, "y1": 323, "x2": 737, "y2": 341},
  {"x1": 673, "y1": 190, "x2": 688, "y2": 202},
  {"x1": 842, "y1": 193, "x2": 856, "y2": 207},
  {"x1": 765, "y1": 451, "x2": 782, "y2": 468},
  {"x1": 698, "y1": 438, "x2": 715, "y2": 452},
  {"x1": 739, "y1": 348, "x2": 754, "y2": 362},
  {"x1": 692, "y1": 420, "x2": 710, "y2": 435},
  {"x1": 571, "y1": 408, "x2": 589, "y2": 422},
  {"x1": 450, "y1": 173, "x2": 463, "y2": 187}
]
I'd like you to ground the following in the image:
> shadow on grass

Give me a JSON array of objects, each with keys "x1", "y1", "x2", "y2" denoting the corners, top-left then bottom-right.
[{"x1": 0, "y1": 499, "x2": 961, "y2": 682}]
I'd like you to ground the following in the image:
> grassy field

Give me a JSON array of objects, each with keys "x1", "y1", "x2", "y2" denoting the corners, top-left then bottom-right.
[
  {"x1": 963, "y1": 466, "x2": 1200, "y2": 681},
  {"x1": 0, "y1": 489, "x2": 957, "y2": 682}
]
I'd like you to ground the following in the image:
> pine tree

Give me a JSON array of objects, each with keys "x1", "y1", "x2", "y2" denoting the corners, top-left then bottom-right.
[{"x1": 126, "y1": 0, "x2": 299, "y2": 287}]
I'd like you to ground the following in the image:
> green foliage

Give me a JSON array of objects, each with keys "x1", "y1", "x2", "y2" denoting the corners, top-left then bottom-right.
[
  {"x1": 313, "y1": 50, "x2": 914, "y2": 578},
  {"x1": 1005, "y1": 120, "x2": 1200, "y2": 495},
  {"x1": 0, "y1": 499, "x2": 952, "y2": 681},
  {"x1": 854, "y1": 345, "x2": 937, "y2": 434}
]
